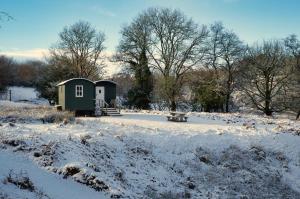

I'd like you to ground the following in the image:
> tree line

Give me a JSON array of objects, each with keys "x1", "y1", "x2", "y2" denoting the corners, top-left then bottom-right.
[
  {"x1": 115, "y1": 8, "x2": 299, "y2": 118},
  {"x1": 0, "y1": 56, "x2": 45, "y2": 90},
  {"x1": 0, "y1": 7, "x2": 299, "y2": 118}
]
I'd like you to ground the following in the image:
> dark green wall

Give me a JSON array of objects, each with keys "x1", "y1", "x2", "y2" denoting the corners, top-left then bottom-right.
[
  {"x1": 64, "y1": 79, "x2": 95, "y2": 111},
  {"x1": 95, "y1": 81, "x2": 116, "y2": 104}
]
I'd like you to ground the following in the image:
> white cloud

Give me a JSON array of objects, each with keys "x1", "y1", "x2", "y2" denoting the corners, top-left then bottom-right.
[
  {"x1": 0, "y1": 48, "x2": 49, "y2": 60},
  {"x1": 0, "y1": 48, "x2": 120, "y2": 76}
]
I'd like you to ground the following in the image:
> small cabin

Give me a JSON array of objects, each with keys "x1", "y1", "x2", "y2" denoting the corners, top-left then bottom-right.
[
  {"x1": 56, "y1": 78, "x2": 118, "y2": 116},
  {"x1": 57, "y1": 78, "x2": 95, "y2": 115}
]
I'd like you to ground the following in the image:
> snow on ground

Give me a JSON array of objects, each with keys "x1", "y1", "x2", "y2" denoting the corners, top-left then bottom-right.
[
  {"x1": 0, "y1": 151, "x2": 106, "y2": 199},
  {"x1": 7, "y1": 86, "x2": 49, "y2": 105},
  {"x1": 8, "y1": 86, "x2": 38, "y2": 101},
  {"x1": 0, "y1": 102, "x2": 300, "y2": 198}
]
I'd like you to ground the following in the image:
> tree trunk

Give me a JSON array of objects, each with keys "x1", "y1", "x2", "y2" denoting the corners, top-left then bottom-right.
[
  {"x1": 225, "y1": 93, "x2": 230, "y2": 113},
  {"x1": 225, "y1": 71, "x2": 233, "y2": 113},
  {"x1": 296, "y1": 110, "x2": 300, "y2": 120},
  {"x1": 265, "y1": 97, "x2": 272, "y2": 116},
  {"x1": 264, "y1": 76, "x2": 272, "y2": 116},
  {"x1": 265, "y1": 109, "x2": 272, "y2": 116},
  {"x1": 170, "y1": 100, "x2": 176, "y2": 111}
]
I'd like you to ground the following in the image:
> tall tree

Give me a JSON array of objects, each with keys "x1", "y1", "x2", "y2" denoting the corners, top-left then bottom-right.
[
  {"x1": 240, "y1": 41, "x2": 291, "y2": 116},
  {"x1": 49, "y1": 21, "x2": 106, "y2": 80},
  {"x1": 204, "y1": 22, "x2": 245, "y2": 112},
  {"x1": 219, "y1": 29, "x2": 245, "y2": 112},
  {"x1": 145, "y1": 8, "x2": 209, "y2": 111},
  {"x1": 204, "y1": 22, "x2": 224, "y2": 74},
  {"x1": 284, "y1": 35, "x2": 300, "y2": 119},
  {"x1": 36, "y1": 21, "x2": 106, "y2": 102},
  {"x1": 116, "y1": 15, "x2": 153, "y2": 109}
]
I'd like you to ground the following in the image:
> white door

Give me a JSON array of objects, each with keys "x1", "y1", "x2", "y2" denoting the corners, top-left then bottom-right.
[
  {"x1": 95, "y1": 86, "x2": 105, "y2": 110},
  {"x1": 96, "y1": 86, "x2": 105, "y2": 101}
]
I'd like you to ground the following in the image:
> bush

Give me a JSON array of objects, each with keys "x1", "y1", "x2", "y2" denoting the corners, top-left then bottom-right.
[
  {"x1": 41, "y1": 111, "x2": 74, "y2": 124},
  {"x1": 194, "y1": 81, "x2": 225, "y2": 112},
  {"x1": 62, "y1": 165, "x2": 81, "y2": 177},
  {"x1": 3, "y1": 170, "x2": 35, "y2": 192},
  {"x1": 127, "y1": 88, "x2": 151, "y2": 109}
]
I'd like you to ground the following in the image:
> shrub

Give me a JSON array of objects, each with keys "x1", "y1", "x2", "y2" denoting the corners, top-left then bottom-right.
[
  {"x1": 62, "y1": 166, "x2": 81, "y2": 177},
  {"x1": 41, "y1": 111, "x2": 74, "y2": 124},
  {"x1": 3, "y1": 170, "x2": 35, "y2": 192},
  {"x1": 2, "y1": 139, "x2": 26, "y2": 147},
  {"x1": 80, "y1": 134, "x2": 91, "y2": 146}
]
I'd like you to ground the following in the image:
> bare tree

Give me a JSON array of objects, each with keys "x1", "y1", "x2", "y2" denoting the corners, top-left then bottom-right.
[
  {"x1": 49, "y1": 21, "x2": 106, "y2": 80},
  {"x1": 219, "y1": 29, "x2": 245, "y2": 112},
  {"x1": 204, "y1": 22, "x2": 224, "y2": 74},
  {"x1": 240, "y1": 41, "x2": 291, "y2": 116},
  {"x1": 144, "y1": 8, "x2": 209, "y2": 111},
  {"x1": 285, "y1": 35, "x2": 300, "y2": 69},
  {"x1": 284, "y1": 35, "x2": 300, "y2": 119},
  {"x1": 204, "y1": 22, "x2": 245, "y2": 112},
  {"x1": 115, "y1": 15, "x2": 151, "y2": 70}
]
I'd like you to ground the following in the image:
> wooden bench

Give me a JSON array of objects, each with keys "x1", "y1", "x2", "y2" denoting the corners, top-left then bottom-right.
[{"x1": 167, "y1": 112, "x2": 188, "y2": 122}]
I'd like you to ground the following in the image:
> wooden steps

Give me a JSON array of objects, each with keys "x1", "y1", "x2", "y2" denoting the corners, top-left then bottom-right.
[{"x1": 101, "y1": 108, "x2": 122, "y2": 116}]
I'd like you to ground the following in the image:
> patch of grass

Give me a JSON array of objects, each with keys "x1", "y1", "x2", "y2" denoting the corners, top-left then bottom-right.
[
  {"x1": 62, "y1": 165, "x2": 81, "y2": 178},
  {"x1": 34, "y1": 142, "x2": 57, "y2": 167},
  {"x1": 2, "y1": 139, "x2": 26, "y2": 147},
  {"x1": 0, "y1": 105, "x2": 74, "y2": 124},
  {"x1": 79, "y1": 134, "x2": 91, "y2": 146},
  {"x1": 41, "y1": 111, "x2": 74, "y2": 124}
]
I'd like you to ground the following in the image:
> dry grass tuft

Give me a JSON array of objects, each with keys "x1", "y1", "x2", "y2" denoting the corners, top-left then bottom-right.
[{"x1": 0, "y1": 105, "x2": 74, "y2": 123}]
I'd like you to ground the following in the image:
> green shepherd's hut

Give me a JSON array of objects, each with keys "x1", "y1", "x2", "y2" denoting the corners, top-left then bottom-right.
[
  {"x1": 57, "y1": 78, "x2": 95, "y2": 115},
  {"x1": 57, "y1": 78, "x2": 120, "y2": 116}
]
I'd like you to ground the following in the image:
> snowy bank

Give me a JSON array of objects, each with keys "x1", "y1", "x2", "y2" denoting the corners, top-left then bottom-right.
[{"x1": 0, "y1": 106, "x2": 299, "y2": 198}]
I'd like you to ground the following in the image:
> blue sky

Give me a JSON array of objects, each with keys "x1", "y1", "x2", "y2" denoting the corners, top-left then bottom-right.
[{"x1": 0, "y1": 0, "x2": 300, "y2": 60}]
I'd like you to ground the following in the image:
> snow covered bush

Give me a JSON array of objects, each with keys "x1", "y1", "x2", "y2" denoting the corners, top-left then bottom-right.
[
  {"x1": 2, "y1": 170, "x2": 50, "y2": 199},
  {"x1": 61, "y1": 165, "x2": 82, "y2": 178},
  {"x1": 41, "y1": 111, "x2": 74, "y2": 124},
  {"x1": 3, "y1": 170, "x2": 35, "y2": 192}
]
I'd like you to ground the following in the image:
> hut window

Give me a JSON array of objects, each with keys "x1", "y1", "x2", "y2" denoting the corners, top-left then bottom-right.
[{"x1": 75, "y1": 85, "x2": 83, "y2": 97}]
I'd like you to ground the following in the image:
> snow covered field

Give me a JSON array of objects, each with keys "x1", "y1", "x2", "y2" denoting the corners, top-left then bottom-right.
[
  {"x1": 0, "y1": 101, "x2": 300, "y2": 198},
  {"x1": 8, "y1": 86, "x2": 38, "y2": 101},
  {"x1": 7, "y1": 86, "x2": 49, "y2": 105}
]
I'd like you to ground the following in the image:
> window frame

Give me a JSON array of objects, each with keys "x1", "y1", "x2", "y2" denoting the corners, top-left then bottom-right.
[{"x1": 75, "y1": 85, "x2": 83, "y2": 98}]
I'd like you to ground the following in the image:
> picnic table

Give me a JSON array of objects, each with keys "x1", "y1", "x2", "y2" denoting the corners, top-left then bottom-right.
[{"x1": 167, "y1": 112, "x2": 188, "y2": 122}]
